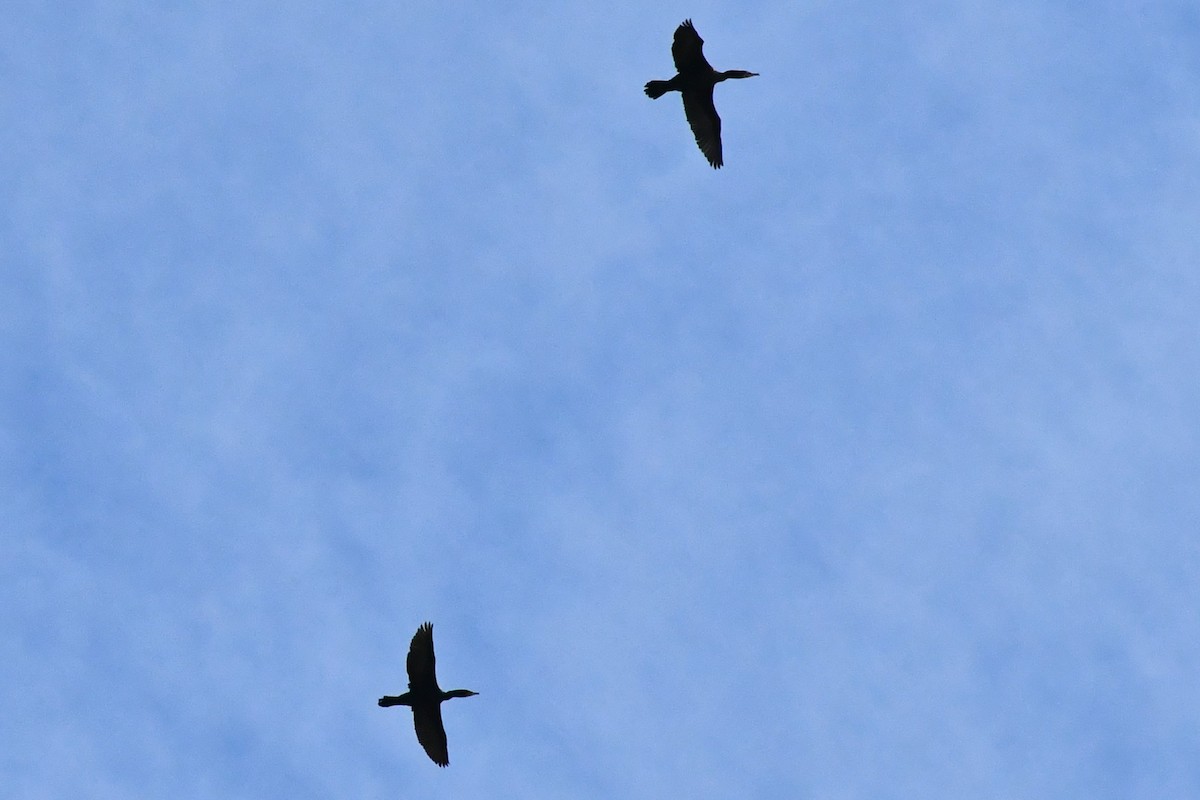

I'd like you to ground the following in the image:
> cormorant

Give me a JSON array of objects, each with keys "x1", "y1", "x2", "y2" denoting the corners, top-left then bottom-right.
[
  {"x1": 378, "y1": 622, "x2": 478, "y2": 767},
  {"x1": 644, "y1": 19, "x2": 759, "y2": 169}
]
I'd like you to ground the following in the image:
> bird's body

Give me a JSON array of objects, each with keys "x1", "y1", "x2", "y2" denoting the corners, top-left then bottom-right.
[
  {"x1": 644, "y1": 19, "x2": 758, "y2": 168},
  {"x1": 378, "y1": 622, "x2": 477, "y2": 767}
]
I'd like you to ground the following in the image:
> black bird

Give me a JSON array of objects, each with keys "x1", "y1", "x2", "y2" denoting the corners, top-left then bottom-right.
[
  {"x1": 378, "y1": 622, "x2": 478, "y2": 767},
  {"x1": 644, "y1": 19, "x2": 759, "y2": 169}
]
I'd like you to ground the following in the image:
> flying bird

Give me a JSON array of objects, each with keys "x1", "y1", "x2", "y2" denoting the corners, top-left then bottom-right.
[
  {"x1": 378, "y1": 622, "x2": 478, "y2": 767},
  {"x1": 644, "y1": 19, "x2": 759, "y2": 168}
]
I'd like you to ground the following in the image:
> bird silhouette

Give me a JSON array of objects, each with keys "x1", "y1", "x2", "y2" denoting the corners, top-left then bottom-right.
[
  {"x1": 644, "y1": 19, "x2": 759, "y2": 168},
  {"x1": 378, "y1": 622, "x2": 477, "y2": 767}
]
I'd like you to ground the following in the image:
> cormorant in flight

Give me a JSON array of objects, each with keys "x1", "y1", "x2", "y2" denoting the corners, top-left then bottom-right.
[
  {"x1": 644, "y1": 19, "x2": 759, "y2": 168},
  {"x1": 378, "y1": 622, "x2": 478, "y2": 767}
]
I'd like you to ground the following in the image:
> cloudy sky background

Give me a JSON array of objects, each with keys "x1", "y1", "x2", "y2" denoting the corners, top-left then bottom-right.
[{"x1": 5, "y1": 1, "x2": 1200, "y2": 797}]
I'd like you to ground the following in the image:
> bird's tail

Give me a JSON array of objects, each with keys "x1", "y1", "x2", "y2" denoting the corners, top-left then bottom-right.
[
  {"x1": 644, "y1": 80, "x2": 672, "y2": 99},
  {"x1": 378, "y1": 696, "x2": 404, "y2": 707}
]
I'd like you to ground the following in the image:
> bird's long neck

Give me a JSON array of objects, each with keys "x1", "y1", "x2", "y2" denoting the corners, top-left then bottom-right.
[
  {"x1": 441, "y1": 689, "x2": 478, "y2": 700},
  {"x1": 717, "y1": 69, "x2": 759, "y2": 83}
]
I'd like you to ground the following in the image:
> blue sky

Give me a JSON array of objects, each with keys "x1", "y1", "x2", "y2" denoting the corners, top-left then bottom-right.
[{"x1": 4, "y1": 1, "x2": 1200, "y2": 797}]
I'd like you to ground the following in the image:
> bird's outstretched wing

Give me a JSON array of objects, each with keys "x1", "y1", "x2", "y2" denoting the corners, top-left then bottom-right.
[
  {"x1": 672, "y1": 19, "x2": 712, "y2": 74},
  {"x1": 406, "y1": 622, "x2": 439, "y2": 693},
  {"x1": 682, "y1": 88, "x2": 723, "y2": 168},
  {"x1": 412, "y1": 703, "x2": 451, "y2": 767}
]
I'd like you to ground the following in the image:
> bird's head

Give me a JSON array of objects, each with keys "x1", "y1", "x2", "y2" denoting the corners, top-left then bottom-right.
[
  {"x1": 724, "y1": 70, "x2": 759, "y2": 80},
  {"x1": 445, "y1": 689, "x2": 479, "y2": 700}
]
